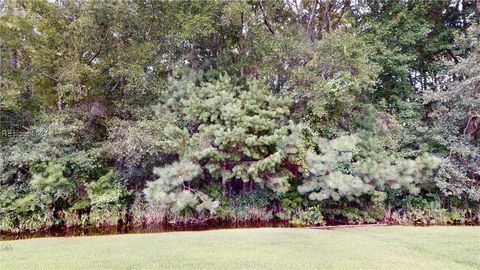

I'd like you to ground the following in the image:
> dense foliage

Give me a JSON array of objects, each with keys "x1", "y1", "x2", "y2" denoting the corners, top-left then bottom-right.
[{"x1": 1, "y1": 0, "x2": 479, "y2": 232}]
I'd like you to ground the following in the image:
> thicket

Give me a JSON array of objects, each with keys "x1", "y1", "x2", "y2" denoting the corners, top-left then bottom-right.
[{"x1": 0, "y1": 0, "x2": 479, "y2": 232}]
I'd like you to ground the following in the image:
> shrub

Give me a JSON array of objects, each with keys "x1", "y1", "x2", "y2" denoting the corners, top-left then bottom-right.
[
  {"x1": 87, "y1": 171, "x2": 130, "y2": 226},
  {"x1": 216, "y1": 190, "x2": 275, "y2": 222},
  {"x1": 296, "y1": 206, "x2": 325, "y2": 226}
]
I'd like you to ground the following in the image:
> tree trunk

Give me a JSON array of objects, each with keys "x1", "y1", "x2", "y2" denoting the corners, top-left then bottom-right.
[
  {"x1": 57, "y1": 94, "x2": 63, "y2": 111},
  {"x1": 211, "y1": 32, "x2": 219, "y2": 68},
  {"x1": 307, "y1": 0, "x2": 319, "y2": 42},
  {"x1": 9, "y1": 50, "x2": 17, "y2": 69},
  {"x1": 321, "y1": 1, "x2": 331, "y2": 32},
  {"x1": 223, "y1": 180, "x2": 228, "y2": 197},
  {"x1": 474, "y1": 0, "x2": 479, "y2": 24}
]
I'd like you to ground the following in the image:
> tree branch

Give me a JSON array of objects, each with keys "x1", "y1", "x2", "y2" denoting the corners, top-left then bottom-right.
[
  {"x1": 259, "y1": 3, "x2": 275, "y2": 35},
  {"x1": 333, "y1": 0, "x2": 349, "y2": 30},
  {"x1": 87, "y1": 28, "x2": 109, "y2": 65}
]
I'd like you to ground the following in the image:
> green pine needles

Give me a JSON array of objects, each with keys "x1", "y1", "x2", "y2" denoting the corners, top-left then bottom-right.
[{"x1": 144, "y1": 75, "x2": 302, "y2": 214}]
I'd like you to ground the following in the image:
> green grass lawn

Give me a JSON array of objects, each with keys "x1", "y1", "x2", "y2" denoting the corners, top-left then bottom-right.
[{"x1": 1, "y1": 226, "x2": 479, "y2": 269}]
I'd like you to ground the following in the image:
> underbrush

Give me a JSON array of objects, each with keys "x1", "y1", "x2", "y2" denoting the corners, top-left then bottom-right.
[{"x1": 1, "y1": 191, "x2": 479, "y2": 235}]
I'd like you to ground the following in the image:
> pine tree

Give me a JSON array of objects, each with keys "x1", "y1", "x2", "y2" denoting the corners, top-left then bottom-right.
[
  {"x1": 144, "y1": 74, "x2": 302, "y2": 214},
  {"x1": 298, "y1": 135, "x2": 439, "y2": 202}
]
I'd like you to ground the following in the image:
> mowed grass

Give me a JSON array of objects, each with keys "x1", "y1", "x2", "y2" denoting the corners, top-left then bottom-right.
[{"x1": 1, "y1": 226, "x2": 479, "y2": 269}]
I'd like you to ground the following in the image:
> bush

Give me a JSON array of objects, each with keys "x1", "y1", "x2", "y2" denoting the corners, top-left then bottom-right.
[
  {"x1": 215, "y1": 190, "x2": 276, "y2": 222},
  {"x1": 295, "y1": 206, "x2": 325, "y2": 226},
  {"x1": 87, "y1": 171, "x2": 130, "y2": 226},
  {"x1": 386, "y1": 197, "x2": 480, "y2": 225}
]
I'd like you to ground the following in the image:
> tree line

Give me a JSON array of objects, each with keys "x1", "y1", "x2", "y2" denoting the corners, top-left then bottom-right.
[{"x1": 0, "y1": 0, "x2": 479, "y2": 232}]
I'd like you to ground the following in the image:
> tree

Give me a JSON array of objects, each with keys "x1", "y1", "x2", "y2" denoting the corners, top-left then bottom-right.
[
  {"x1": 289, "y1": 30, "x2": 380, "y2": 126},
  {"x1": 298, "y1": 135, "x2": 439, "y2": 202},
  {"x1": 144, "y1": 74, "x2": 303, "y2": 214},
  {"x1": 424, "y1": 25, "x2": 480, "y2": 203}
]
